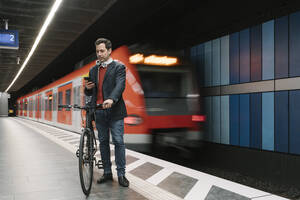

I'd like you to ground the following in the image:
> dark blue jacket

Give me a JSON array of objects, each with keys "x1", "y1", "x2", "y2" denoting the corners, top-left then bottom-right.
[{"x1": 84, "y1": 60, "x2": 127, "y2": 120}]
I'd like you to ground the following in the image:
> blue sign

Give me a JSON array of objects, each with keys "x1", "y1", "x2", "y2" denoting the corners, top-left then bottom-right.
[{"x1": 0, "y1": 30, "x2": 19, "y2": 49}]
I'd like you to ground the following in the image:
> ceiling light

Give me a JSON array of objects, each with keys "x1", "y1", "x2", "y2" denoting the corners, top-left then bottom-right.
[{"x1": 5, "y1": 0, "x2": 63, "y2": 93}]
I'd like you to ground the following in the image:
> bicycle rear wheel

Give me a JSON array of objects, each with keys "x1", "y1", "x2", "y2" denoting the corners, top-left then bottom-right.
[{"x1": 79, "y1": 130, "x2": 94, "y2": 196}]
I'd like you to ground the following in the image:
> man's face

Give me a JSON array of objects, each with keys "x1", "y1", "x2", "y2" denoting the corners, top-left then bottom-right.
[{"x1": 96, "y1": 43, "x2": 111, "y2": 63}]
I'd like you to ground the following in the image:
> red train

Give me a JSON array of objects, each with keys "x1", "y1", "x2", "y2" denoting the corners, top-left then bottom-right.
[{"x1": 17, "y1": 46, "x2": 205, "y2": 152}]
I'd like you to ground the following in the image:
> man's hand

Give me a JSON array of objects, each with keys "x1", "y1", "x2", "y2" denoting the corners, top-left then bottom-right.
[
  {"x1": 103, "y1": 99, "x2": 113, "y2": 109},
  {"x1": 85, "y1": 80, "x2": 95, "y2": 90}
]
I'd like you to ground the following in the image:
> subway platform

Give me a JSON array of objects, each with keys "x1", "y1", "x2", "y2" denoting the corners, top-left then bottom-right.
[{"x1": 0, "y1": 117, "x2": 288, "y2": 200}]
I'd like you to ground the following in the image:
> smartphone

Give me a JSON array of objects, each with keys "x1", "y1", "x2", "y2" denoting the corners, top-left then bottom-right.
[{"x1": 84, "y1": 77, "x2": 91, "y2": 82}]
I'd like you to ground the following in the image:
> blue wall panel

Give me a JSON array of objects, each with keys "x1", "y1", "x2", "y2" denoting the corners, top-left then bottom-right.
[
  {"x1": 204, "y1": 97, "x2": 212, "y2": 141},
  {"x1": 212, "y1": 96, "x2": 221, "y2": 143},
  {"x1": 230, "y1": 95, "x2": 239, "y2": 145},
  {"x1": 239, "y1": 29, "x2": 250, "y2": 83},
  {"x1": 212, "y1": 39, "x2": 221, "y2": 86},
  {"x1": 275, "y1": 91, "x2": 289, "y2": 153},
  {"x1": 230, "y1": 33, "x2": 240, "y2": 84},
  {"x1": 250, "y1": 93, "x2": 262, "y2": 149},
  {"x1": 239, "y1": 94, "x2": 250, "y2": 147},
  {"x1": 196, "y1": 44, "x2": 205, "y2": 86},
  {"x1": 289, "y1": 11, "x2": 300, "y2": 77},
  {"x1": 221, "y1": 96, "x2": 230, "y2": 144},
  {"x1": 262, "y1": 92, "x2": 274, "y2": 151},
  {"x1": 221, "y1": 35, "x2": 229, "y2": 85},
  {"x1": 275, "y1": 16, "x2": 289, "y2": 79},
  {"x1": 262, "y1": 20, "x2": 275, "y2": 80},
  {"x1": 250, "y1": 25, "x2": 262, "y2": 81},
  {"x1": 289, "y1": 90, "x2": 300, "y2": 154},
  {"x1": 204, "y1": 41, "x2": 212, "y2": 87}
]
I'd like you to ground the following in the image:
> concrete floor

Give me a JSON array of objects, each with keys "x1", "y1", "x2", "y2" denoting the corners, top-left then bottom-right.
[{"x1": 0, "y1": 117, "x2": 146, "y2": 200}]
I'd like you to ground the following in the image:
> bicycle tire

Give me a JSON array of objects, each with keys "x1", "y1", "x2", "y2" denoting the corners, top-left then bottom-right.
[{"x1": 79, "y1": 130, "x2": 94, "y2": 196}]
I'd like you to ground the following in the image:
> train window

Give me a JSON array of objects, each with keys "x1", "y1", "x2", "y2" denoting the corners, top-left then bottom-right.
[
  {"x1": 49, "y1": 95, "x2": 52, "y2": 111},
  {"x1": 73, "y1": 86, "x2": 80, "y2": 109},
  {"x1": 73, "y1": 87, "x2": 77, "y2": 106},
  {"x1": 41, "y1": 97, "x2": 44, "y2": 111},
  {"x1": 33, "y1": 98, "x2": 35, "y2": 112},
  {"x1": 65, "y1": 89, "x2": 71, "y2": 111},
  {"x1": 78, "y1": 86, "x2": 82, "y2": 106},
  {"x1": 139, "y1": 71, "x2": 183, "y2": 98},
  {"x1": 53, "y1": 93, "x2": 57, "y2": 111},
  {"x1": 25, "y1": 100, "x2": 28, "y2": 111},
  {"x1": 58, "y1": 92, "x2": 63, "y2": 111},
  {"x1": 30, "y1": 99, "x2": 33, "y2": 111},
  {"x1": 76, "y1": 86, "x2": 80, "y2": 105},
  {"x1": 45, "y1": 99, "x2": 47, "y2": 111}
]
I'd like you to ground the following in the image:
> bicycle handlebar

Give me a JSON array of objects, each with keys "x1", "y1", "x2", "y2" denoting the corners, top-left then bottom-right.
[{"x1": 58, "y1": 104, "x2": 103, "y2": 110}]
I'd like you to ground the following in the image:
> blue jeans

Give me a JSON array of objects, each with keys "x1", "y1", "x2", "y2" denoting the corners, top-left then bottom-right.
[{"x1": 95, "y1": 109, "x2": 126, "y2": 177}]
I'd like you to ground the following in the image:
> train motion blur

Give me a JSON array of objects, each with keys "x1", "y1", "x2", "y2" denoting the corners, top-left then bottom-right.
[{"x1": 16, "y1": 46, "x2": 205, "y2": 152}]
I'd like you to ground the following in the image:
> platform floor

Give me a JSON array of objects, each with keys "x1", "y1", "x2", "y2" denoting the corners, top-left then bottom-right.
[{"x1": 0, "y1": 117, "x2": 288, "y2": 200}]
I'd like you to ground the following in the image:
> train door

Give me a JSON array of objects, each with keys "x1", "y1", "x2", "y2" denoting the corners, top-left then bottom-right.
[
  {"x1": 24, "y1": 98, "x2": 28, "y2": 117},
  {"x1": 45, "y1": 90, "x2": 53, "y2": 122},
  {"x1": 35, "y1": 95, "x2": 38, "y2": 119},
  {"x1": 73, "y1": 78, "x2": 82, "y2": 132},
  {"x1": 35, "y1": 94, "x2": 41, "y2": 120},
  {"x1": 57, "y1": 82, "x2": 72, "y2": 125},
  {"x1": 32, "y1": 96, "x2": 35, "y2": 119},
  {"x1": 19, "y1": 100, "x2": 22, "y2": 116},
  {"x1": 29, "y1": 98, "x2": 33, "y2": 118},
  {"x1": 52, "y1": 87, "x2": 58, "y2": 123},
  {"x1": 41, "y1": 92, "x2": 45, "y2": 121}
]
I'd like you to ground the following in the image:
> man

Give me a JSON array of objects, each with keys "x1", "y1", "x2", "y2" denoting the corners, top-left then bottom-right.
[{"x1": 84, "y1": 38, "x2": 129, "y2": 187}]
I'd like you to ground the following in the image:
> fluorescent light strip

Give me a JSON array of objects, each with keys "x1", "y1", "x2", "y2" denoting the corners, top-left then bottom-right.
[{"x1": 5, "y1": 0, "x2": 63, "y2": 93}]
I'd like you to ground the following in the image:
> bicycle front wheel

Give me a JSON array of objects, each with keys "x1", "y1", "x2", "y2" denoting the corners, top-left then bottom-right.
[{"x1": 79, "y1": 130, "x2": 94, "y2": 196}]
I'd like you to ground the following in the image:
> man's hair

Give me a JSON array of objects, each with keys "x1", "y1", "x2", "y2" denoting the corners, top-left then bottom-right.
[{"x1": 95, "y1": 38, "x2": 112, "y2": 50}]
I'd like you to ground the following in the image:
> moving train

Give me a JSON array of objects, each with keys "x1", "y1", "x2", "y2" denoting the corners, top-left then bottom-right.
[{"x1": 16, "y1": 46, "x2": 204, "y2": 152}]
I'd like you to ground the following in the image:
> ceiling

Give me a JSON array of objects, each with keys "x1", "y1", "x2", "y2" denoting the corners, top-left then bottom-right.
[
  {"x1": 0, "y1": 0, "x2": 117, "y2": 92},
  {"x1": 1, "y1": 0, "x2": 300, "y2": 101}
]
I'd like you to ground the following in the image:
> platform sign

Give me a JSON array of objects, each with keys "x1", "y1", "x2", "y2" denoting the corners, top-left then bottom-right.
[{"x1": 0, "y1": 30, "x2": 19, "y2": 50}]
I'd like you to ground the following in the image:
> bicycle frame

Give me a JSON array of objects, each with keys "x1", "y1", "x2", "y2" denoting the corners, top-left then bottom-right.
[{"x1": 59, "y1": 104, "x2": 103, "y2": 169}]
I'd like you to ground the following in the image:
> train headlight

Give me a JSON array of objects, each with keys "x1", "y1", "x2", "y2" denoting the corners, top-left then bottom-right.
[
  {"x1": 124, "y1": 115, "x2": 143, "y2": 126},
  {"x1": 192, "y1": 115, "x2": 206, "y2": 122}
]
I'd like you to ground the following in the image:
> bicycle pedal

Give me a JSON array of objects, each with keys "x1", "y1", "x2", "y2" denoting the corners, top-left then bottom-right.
[
  {"x1": 95, "y1": 160, "x2": 103, "y2": 169},
  {"x1": 76, "y1": 149, "x2": 79, "y2": 158}
]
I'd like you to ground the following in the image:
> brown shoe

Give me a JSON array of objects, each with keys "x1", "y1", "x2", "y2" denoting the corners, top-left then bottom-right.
[{"x1": 97, "y1": 173, "x2": 113, "y2": 184}]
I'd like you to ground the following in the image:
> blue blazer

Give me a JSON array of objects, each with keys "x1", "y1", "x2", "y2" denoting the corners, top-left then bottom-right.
[{"x1": 84, "y1": 60, "x2": 127, "y2": 120}]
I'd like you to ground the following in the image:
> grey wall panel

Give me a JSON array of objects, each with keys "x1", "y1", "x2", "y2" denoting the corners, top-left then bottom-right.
[
  {"x1": 212, "y1": 96, "x2": 221, "y2": 143},
  {"x1": 212, "y1": 39, "x2": 221, "y2": 86},
  {"x1": 221, "y1": 35, "x2": 229, "y2": 86},
  {"x1": 220, "y1": 96, "x2": 230, "y2": 144},
  {"x1": 262, "y1": 92, "x2": 274, "y2": 151},
  {"x1": 205, "y1": 41, "x2": 212, "y2": 87},
  {"x1": 221, "y1": 80, "x2": 274, "y2": 95},
  {"x1": 262, "y1": 20, "x2": 275, "y2": 80},
  {"x1": 275, "y1": 77, "x2": 300, "y2": 91}
]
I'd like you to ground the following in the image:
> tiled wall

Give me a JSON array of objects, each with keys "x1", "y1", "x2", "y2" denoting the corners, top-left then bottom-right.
[{"x1": 190, "y1": 11, "x2": 300, "y2": 155}]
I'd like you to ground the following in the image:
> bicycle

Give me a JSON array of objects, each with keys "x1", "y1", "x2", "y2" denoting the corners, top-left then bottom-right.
[{"x1": 58, "y1": 104, "x2": 103, "y2": 196}]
